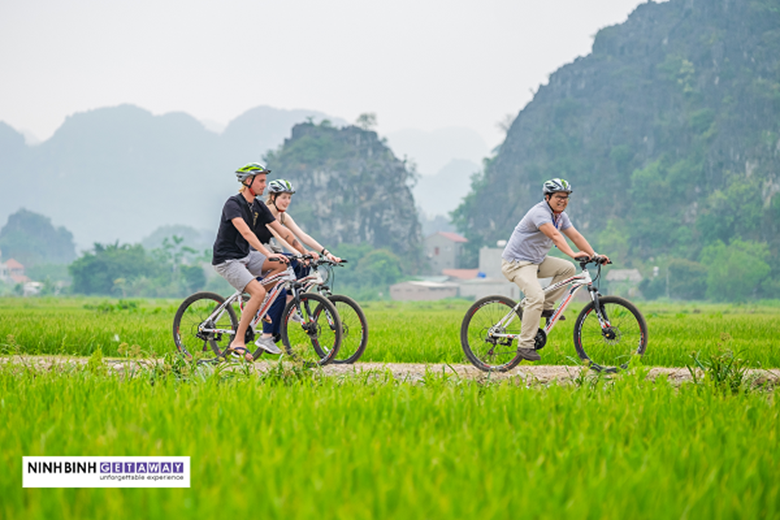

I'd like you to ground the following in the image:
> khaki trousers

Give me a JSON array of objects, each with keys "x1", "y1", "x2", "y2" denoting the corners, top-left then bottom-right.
[{"x1": 501, "y1": 256, "x2": 576, "y2": 350}]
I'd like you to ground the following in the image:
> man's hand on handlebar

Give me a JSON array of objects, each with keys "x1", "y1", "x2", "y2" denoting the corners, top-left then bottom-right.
[
  {"x1": 268, "y1": 253, "x2": 290, "y2": 264},
  {"x1": 573, "y1": 252, "x2": 612, "y2": 265}
]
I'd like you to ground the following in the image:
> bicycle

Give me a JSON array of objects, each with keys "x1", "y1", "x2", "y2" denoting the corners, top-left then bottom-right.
[
  {"x1": 298, "y1": 257, "x2": 369, "y2": 364},
  {"x1": 460, "y1": 256, "x2": 648, "y2": 373},
  {"x1": 173, "y1": 261, "x2": 343, "y2": 366}
]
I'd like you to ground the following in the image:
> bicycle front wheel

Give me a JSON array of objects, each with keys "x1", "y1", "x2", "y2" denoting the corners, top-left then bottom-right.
[
  {"x1": 173, "y1": 292, "x2": 237, "y2": 359},
  {"x1": 328, "y1": 295, "x2": 368, "y2": 364},
  {"x1": 460, "y1": 295, "x2": 525, "y2": 372},
  {"x1": 281, "y1": 293, "x2": 342, "y2": 366},
  {"x1": 573, "y1": 296, "x2": 648, "y2": 372}
]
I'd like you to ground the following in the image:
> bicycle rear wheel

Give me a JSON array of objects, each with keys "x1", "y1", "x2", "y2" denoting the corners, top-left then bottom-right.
[
  {"x1": 173, "y1": 292, "x2": 237, "y2": 359},
  {"x1": 281, "y1": 293, "x2": 342, "y2": 366},
  {"x1": 328, "y1": 295, "x2": 368, "y2": 364},
  {"x1": 573, "y1": 296, "x2": 648, "y2": 372},
  {"x1": 460, "y1": 295, "x2": 525, "y2": 372}
]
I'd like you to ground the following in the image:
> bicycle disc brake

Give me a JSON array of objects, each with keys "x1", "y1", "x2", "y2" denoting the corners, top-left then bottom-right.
[{"x1": 601, "y1": 326, "x2": 621, "y2": 344}]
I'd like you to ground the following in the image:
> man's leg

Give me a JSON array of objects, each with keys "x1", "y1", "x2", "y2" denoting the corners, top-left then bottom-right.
[
  {"x1": 213, "y1": 257, "x2": 266, "y2": 360},
  {"x1": 502, "y1": 259, "x2": 543, "y2": 359},
  {"x1": 537, "y1": 256, "x2": 576, "y2": 311},
  {"x1": 234, "y1": 278, "x2": 266, "y2": 358}
]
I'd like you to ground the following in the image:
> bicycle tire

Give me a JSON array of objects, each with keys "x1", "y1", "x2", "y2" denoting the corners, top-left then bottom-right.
[
  {"x1": 173, "y1": 292, "x2": 238, "y2": 359},
  {"x1": 280, "y1": 292, "x2": 342, "y2": 366},
  {"x1": 327, "y1": 294, "x2": 369, "y2": 364},
  {"x1": 460, "y1": 295, "x2": 525, "y2": 372},
  {"x1": 573, "y1": 295, "x2": 648, "y2": 372}
]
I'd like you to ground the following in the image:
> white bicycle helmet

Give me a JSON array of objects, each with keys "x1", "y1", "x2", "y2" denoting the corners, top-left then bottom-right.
[
  {"x1": 268, "y1": 179, "x2": 296, "y2": 195},
  {"x1": 543, "y1": 178, "x2": 573, "y2": 195}
]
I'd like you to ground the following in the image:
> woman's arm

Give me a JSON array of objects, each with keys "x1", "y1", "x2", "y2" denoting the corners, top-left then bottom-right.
[
  {"x1": 268, "y1": 226, "x2": 298, "y2": 254},
  {"x1": 267, "y1": 220, "x2": 309, "y2": 256},
  {"x1": 283, "y1": 214, "x2": 340, "y2": 262}
]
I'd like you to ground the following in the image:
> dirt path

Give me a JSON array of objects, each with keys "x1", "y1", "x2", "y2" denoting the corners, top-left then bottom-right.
[{"x1": 4, "y1": 355, "x2": 779, "y2": 386}]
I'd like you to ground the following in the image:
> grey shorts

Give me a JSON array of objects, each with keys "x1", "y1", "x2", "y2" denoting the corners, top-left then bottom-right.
[{"x1": 213, "y1": 251, "x2": 268, "y2": 292}]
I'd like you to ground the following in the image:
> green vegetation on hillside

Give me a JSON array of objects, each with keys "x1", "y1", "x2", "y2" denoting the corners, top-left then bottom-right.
[
  {"x1": 264, "y1": 121, "x2": 422, "y2": 265},
  {"x1": 454, "y1": 0, "x2": 780, "y2": 300},
  {"x1": 0, "y1": 208, "x2": 75, "y2": 267}
]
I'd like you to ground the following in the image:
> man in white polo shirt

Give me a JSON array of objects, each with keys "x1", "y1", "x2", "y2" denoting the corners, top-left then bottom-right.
[{"x1": 501, "y1": 178, "x2": 608, "y2": 361}]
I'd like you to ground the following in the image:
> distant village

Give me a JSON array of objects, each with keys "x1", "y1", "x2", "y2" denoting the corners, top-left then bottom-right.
[
  {"x1": 2, "y1": 237, "x2": 647, "y2": 301},
  {"x1": 390, "y1": 232, "x2": 643, "y2": 302},
  {"x1": 0, "y1": 251, "x2": 41, "y2": 296}
]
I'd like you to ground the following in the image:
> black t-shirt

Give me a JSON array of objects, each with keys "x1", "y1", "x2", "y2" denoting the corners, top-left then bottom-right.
[
  {"x1": 212, "y1": 194, "x2": 276, "y2": 265},
  {"x1": 253, "y1": 200, "x2": 275, "y2": 245}
]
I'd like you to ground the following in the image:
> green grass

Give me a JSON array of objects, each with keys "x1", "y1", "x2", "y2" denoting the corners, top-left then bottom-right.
[
  {"x1": 2, "y1": 297, "x2": 779, "y2": 518},
  {"x1": 2, "y1": 297, "x2": 780, "y2": 368},
  {"x1": 1, "y1": 362, "x2": 778, "y2": 519}
]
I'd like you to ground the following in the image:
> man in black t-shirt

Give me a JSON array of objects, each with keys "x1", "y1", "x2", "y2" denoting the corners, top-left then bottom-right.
[{"x1": 212, "y1": 162, "x2": 312, "y2": 360}]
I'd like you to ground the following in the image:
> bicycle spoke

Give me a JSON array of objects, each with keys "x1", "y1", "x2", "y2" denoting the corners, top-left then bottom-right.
[
  {"x1": 329, "y1": 295, "x2": 368, "y2": 364},
  {"x1": 574, "y1": 297, "x2": 647, "y2": 371},
  {"x1": 281, "y1": 293, "x2": 342, "y2": 365},
  {"x1": 173, "y1": 292, "x2": 238, "y2": 359},
  {"x1": 461, "y1": 296, "x2": 524, "y2": 372}
]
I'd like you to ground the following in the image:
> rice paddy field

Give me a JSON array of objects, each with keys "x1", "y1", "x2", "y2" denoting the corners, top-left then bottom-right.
[{"x1": 1, "y1": 296, "x2": 779, "y2": 519}]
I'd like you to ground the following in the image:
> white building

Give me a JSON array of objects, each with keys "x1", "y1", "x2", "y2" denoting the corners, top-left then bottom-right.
[
  {"x1": 424, "y1": 232, "x2": 467, "y2": 275},
  {"x1": 390, "y1": 280, "x2": 459, "y2": 301}
]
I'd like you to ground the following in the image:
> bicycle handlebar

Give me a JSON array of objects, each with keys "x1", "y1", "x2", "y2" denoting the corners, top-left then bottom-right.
[
  {"x1": 288, "y1": 255, "x2": 347, "y2": 266},
  {"x1": 578, "y1": 255, "x2": 611, "y2": 268}
]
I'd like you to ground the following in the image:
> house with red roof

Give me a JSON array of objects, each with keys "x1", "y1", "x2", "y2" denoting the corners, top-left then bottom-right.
[
  {"x1": 1, "y1": 258, "x2": 30, "y2": 284},
  {"x1": 424, "y1": 231, "x2": 468, "y2": 275}
]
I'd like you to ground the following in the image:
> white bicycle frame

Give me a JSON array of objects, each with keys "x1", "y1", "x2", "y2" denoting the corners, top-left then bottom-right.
[
  {"x1": 490, "y1": 267, "x2": 611, "y2": 341},
  {"x1": 197, "y1": 266, "x2": 298, "y2": 338}
]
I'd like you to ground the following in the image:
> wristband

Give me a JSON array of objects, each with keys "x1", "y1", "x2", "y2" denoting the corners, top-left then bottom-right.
[{"x1": 321, "y1": 248, "x2": 328, "y2": 255}]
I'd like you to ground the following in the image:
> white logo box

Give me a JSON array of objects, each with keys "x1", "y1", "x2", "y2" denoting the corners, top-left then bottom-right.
[{"x1": 23, "y1": 456, "x2": 190, "y2": 488}]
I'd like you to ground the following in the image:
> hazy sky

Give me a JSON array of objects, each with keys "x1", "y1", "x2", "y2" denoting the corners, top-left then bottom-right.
[{"x1": 1, "y1": 0, "x2": 661, "y2": 149}]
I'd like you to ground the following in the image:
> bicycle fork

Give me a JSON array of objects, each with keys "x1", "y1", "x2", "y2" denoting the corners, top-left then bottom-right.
[{"x1": 587, "y1": 288, "x2": 608, "y2": 325}]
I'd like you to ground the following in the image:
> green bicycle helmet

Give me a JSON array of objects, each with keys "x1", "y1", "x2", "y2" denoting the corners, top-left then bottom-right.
[
  {"x1": 235, "y1": 162, "x2": 270, "y2": 183},
  {"x1": 543, "y1": 178, "x2": 573, "y2": 195},
  {"x1": 268, "y1": 179, "x2": 296, "y2": 195}
]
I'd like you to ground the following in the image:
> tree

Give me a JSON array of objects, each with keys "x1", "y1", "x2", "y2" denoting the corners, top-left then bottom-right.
[
  {"x1": 354, "y1": 249, "x2": 403, "y2": 287},
  {"x1": 69, "y1": 242, "x2": 160, "y2": 295},
  {"x1": 668, "y1": 258, "x2": 707, "y2": 300},
  {"x1": 355, "y1": 113, "x2": 377, "y2": 131},
  {"x1": 0, "y1": 208, "x2": 76, "y2": 266},
  {"x1": 699, "y1": 239, "x2": 771, "y2": 302}
]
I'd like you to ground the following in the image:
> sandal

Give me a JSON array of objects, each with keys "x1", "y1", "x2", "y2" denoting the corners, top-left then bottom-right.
[{"x1": 223, "y1": 344, "x2": 254, "y2": 362}]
